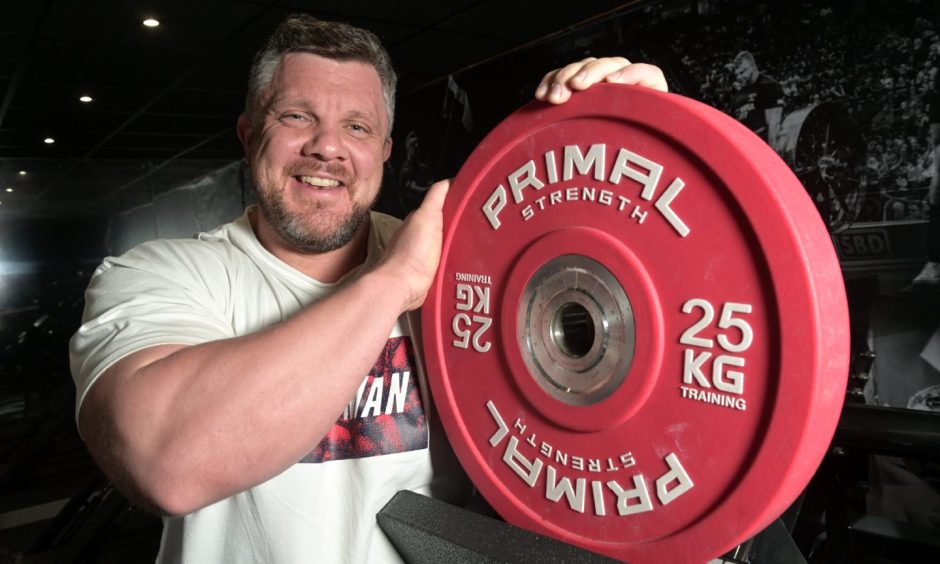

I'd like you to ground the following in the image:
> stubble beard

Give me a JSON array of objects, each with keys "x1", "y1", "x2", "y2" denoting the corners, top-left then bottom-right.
[{"x1": 253, "y1": 165, "x2": 378, "y2": 254}]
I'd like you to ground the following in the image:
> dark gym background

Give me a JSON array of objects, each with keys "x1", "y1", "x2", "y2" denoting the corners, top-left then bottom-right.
[{"x1": 1, "y1": 1, "x2": 937, "y2": 562}]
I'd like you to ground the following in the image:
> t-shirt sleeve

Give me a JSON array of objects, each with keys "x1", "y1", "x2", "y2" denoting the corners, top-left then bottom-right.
[
  {"x1": 69, "y1": 239, "x2": 235, "y2": 423},
  {"x1": 760, "y1": 79, "x2": 785, "y2": 109}
]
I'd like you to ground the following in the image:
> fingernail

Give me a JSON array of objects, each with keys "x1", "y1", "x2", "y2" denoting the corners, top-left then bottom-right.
[
  {"x1": 574, "y1": 70, "x2": 588, "y2": 83},
  {"x1": 550, "y1": 82, "x2": 562, "y2": 99},
  {"x1": 535, "y1": 83, "x2": 547, "y2": 98}
]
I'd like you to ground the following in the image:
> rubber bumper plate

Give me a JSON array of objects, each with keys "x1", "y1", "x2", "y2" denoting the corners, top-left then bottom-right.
[{"x1": 422, "y1": 83, "x2": 849, "y2": 563}]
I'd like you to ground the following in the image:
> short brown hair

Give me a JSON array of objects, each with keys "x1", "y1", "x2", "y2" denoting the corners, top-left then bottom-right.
[{"x1": 245, "y1": 14, "x2": 397, "y2": 135}]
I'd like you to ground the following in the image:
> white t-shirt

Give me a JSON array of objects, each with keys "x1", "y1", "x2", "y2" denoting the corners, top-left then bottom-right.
[{"x1": 70, "y1": 208, "x2": 466, "y2": 563}]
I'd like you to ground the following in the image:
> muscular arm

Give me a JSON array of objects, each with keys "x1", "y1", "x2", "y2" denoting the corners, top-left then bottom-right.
[
  {"x1": 765, "y1": 106, "x2": 783, "y2": 151},
  {"x1": 80, "y1": 181, "x2": 448, "y2": 516}
]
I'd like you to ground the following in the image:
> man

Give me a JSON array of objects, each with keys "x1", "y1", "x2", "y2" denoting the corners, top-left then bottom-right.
[
  {"x1": 729, "y1": 50, "x2": 785, "y2": 150},
  {"x1": 69, "y1": 14, "x2": 667, "y2": 563}
]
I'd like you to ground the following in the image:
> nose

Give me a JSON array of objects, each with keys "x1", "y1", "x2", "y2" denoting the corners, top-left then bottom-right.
[{"x1": 302, "y1": 123, "x2": 346, "y2": 161}]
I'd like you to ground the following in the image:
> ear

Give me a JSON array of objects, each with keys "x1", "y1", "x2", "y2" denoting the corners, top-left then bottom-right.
[
  {"x1": 383, "y1": 136, "x2": 393, "y2": 162},
  {"x1": 237, "y1": 114, "x2": 253, "y2": 156}
]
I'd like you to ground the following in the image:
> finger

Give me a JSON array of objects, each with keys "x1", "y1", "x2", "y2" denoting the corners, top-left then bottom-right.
[
  {"x1": 566, "y1": 57, "x2": 633, "y2": 91},
  {"x1": 551, "y1": 57, "x2": 605, "y2": 90},
  {"x1": 535, "y1": 58, "x2": 597, "y2": 103},
  {"x1": 601, "y1": 63, "x2": 668, "y2": 92},
  {"x1": 534, "y1": 68, "x2": 561, "y2": 100}
]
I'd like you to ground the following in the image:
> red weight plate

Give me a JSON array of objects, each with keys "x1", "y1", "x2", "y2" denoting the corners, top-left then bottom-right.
[{"x1": 422, "y1": 84, "x2": 849, "y2": 563}]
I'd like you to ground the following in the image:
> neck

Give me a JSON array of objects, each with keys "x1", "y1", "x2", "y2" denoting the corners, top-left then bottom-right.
[{"x1": 250, "y1": 207, "x2": 371, "y2": 283}]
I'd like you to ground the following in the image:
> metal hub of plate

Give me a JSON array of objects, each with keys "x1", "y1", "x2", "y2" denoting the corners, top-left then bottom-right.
[{"x1": 518, "y1": 254, "x2": 634, "y2": 406}]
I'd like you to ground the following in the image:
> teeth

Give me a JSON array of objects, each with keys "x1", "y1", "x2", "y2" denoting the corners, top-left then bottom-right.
[{"x1": 300, "y1": 175, "x2": 341, "y2": 187}]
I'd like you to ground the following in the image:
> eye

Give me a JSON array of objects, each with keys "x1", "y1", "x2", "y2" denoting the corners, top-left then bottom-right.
[
  {"x1": 279, "y1": 112, "x2": 310, "y2": 127},
  {"x1": 346, "y1": 122, "x2": 372, "y2": 138}
]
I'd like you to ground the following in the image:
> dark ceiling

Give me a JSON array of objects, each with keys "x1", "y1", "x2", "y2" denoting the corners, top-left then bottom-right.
[{"x1": 0, "y1": 0, "x2": 642, "y2": 221}]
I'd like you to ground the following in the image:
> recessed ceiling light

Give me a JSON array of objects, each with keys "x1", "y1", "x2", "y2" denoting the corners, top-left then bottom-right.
[
  {"x1": 18, "y1": 170, "x2": 26, "y2": 175},
  {"x1": 5, "y1": 188, "x2": 12, "y2": 193},
  {"x1": 143, "y1": 18, "x2": 160, "y2": 27},
  {"x1": 80, "y1": 95, "x2": 93, "y2": 103},
  {"x1": 44, "y1": 137, "x2": 55, "y2": 144}
]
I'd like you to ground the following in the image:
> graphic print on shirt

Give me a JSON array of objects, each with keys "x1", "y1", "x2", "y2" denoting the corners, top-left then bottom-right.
[{"x1": 301, "y1": 336, "x2": 428, "y2": 463}]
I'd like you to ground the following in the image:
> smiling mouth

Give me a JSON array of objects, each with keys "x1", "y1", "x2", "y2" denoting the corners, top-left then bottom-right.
[{"x1": 299, "y1": 175, "x2": 342, "y2": 188}]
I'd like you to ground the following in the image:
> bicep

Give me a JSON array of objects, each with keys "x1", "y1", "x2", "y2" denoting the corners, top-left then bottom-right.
[
  {"x1": 78, "y1": 343, "x2": 188, "y2": 512},
  {"x1": 78, "y1": 343, "x2": 188, "y2": 440},
  {"x1": 71, "y1": 249, "x2": 233, "y2": 427}
]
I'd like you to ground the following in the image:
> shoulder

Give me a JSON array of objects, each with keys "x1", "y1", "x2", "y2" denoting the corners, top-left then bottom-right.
[
  {"x1": 758, "y1": 74, "x2": 784, "y2": 98},
  {"x1": 90, "y1": 233, "x2": 255, "y2": 308},
  {"x1": 108, "y1": 214, "x2": 254, "y2": 275},
  {"x1": 106, "y1": 237, "x2": 234, "y2": 277},
  {"x1": 751, "y1": 75, "x2": 783, "y2": 108}
]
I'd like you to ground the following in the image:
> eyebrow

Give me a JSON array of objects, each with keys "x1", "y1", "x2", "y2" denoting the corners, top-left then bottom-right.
[
  {"x1": 344, "y1": 109, "x2": 380, "y2": 125},
  {"x1": 269, "y1": 98, "x2": 380, "y2": 124}
]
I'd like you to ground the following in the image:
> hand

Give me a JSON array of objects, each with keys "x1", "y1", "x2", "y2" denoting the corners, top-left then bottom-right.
[
  {"x1": 535, "y1": 57, "x2": 668, "y2": 104},
  {"x1": 375, "y1": 179, "x2": 449, "y2": 311}
]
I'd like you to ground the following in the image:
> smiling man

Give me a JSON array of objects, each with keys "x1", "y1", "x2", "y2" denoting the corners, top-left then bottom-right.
[{"x1": 70, "y1": 14, "x2": 667, "y2": 564}]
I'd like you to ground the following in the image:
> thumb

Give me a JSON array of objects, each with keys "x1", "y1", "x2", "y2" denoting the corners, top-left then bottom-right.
[{"x1": 417, "y1": 179, "x2": 450, "y2": 214}]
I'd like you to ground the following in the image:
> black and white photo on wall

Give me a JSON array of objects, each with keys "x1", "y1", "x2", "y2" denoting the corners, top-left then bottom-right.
[{"x1": 393, "y1": 0, "x2": 937, "y2": 281}]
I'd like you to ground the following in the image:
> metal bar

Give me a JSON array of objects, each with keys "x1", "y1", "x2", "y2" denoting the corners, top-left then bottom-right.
[{"x1": 834, "y1": 403, "x2": 940, "y2": 461}]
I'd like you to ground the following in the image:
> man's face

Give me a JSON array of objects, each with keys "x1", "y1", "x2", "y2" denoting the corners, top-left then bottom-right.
[
  {"x1": 734, "y1": 59, "x2": 756, "y2": 88},
  {"x1": 239, "y1": 53, "x2": 391, "y2": 253}
]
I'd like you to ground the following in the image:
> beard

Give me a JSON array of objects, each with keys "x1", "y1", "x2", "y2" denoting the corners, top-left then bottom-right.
[{"x1": 253, "y1": 161, "x2": 379, "y2": 254}]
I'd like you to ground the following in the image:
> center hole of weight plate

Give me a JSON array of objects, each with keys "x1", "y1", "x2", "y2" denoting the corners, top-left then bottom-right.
[
  {"x1": 518, "y1": 254, "x2": 636, "y2": 406},
  {"x1": 551, "y1": 302, "x2": 595, "y2": 358}
]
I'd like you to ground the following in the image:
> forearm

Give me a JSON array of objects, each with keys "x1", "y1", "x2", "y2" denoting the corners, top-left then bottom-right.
[
  {"x1": 84, "y1": 267, "x2": 409, "y2": 515},
  {"x1": 765, "y1": 107, "x2": 782, "y2": 149}
]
